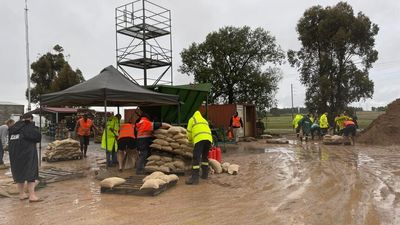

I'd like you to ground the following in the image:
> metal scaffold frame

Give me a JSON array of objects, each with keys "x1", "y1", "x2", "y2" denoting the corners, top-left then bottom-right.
[{"x1": 115, "y1": 0, "x2": 173, "y2": 86}]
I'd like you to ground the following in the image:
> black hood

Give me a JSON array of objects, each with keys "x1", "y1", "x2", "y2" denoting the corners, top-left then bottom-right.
[{"x1": 8, "y1": 121, "x2": 29, "y2": 135}]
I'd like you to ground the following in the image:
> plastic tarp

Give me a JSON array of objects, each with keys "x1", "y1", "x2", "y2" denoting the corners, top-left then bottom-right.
[{"x1": 40, "y1": 65, "x2": 179, "y2": 107}]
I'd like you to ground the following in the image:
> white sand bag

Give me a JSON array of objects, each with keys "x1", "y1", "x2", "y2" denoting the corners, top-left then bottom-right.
[
  {"x1": 173, "y1": 133, "x2": 186, "y2": 140},
  {"x1": 168, "y1": 127, "x2": 181, "y2": 135},
  {"x1": 166, "y1": 174, "x2": 179, "y2": 182},
  {"x1": 153, "y1": 139, "x2": 169, "y2": 146},
  {"x1": 161, "y1": 156, "x2": 173, "y2": 162},
  {"x1": 143, "y1": 171, "x2": 165, "y2": 182},
  {"x1": 154, "y1": 129, "x2": 168, "y2": 135},
  {"x1": 178, "y1": 127, "x2": 187, "y2": 134},
  {"x1": 227, "y1": 164, "x2": 239, "y2": 175},
  {"x1": 154, "y1": 134, "x2": 167, "y2": 139},
  {"x1": 150, "y1": 143, "x2": 162, "y2": 150},
  {"x1": 161, "y1": 123, "x2": 172, "y2": 129},
  {"x1": 123, "y1": 151, "x2": 136, "y2": 169},
  {"x1": 221, "y1": 162, "x2": 230, "y2": 173},
  {"x1": 177, "y1": 138, "x2": 189, "y2": 145},
  {"x1": 162, "y1": 146, "x2": 173, "y2": 152},
  {"x1": 145, "y1": 165, "x2": 161, "y2": 172},
  {"x1": 209, "y1": 159, "x2": 222, "y2": 174},
  {"x1": 173, "y1": 160, "x2": 185, "y2": 170},
  {"x1": 164, "y1": 137, "x2": 175, "y2": 143},
  {"x1": 100, "y1": 177, "x2": 126, "y2": 189},
  {"x1": 146, "y1": 160, "x2": 158, "y2": 166},
  {"x1": 170, "y1": 142, "x2": 180, "y2": 149},
  {"x1": 140, "y1": 178, "x2": 167, "y2": 190},
  {"x1": 158, "y1": 166, "x2": 171, "y2": 173},
  {"x1": 147, "y1": 155, "x2": 161, "y2": 161}
]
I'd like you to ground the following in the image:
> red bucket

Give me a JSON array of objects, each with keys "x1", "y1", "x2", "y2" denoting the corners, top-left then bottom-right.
[
  {"x1": 208, "y1": 149, "x2": 214, "y2": 159},
  {"x1": 215, "y1": 147, "x2": 222, "y2": 162}
]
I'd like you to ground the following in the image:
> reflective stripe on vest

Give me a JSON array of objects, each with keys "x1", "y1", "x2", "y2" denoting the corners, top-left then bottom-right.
[
  {"x1": 192, "y1": 117, "x2": 212, "y2": 138},
  {"x1": 136, "y1": 117, "x2": 153, "y2": 138},
  {"x1": 78, "y1": 118, "x2": 92, "y2": 136},
  {"x1": 232, "y1": 116, "x2": 241, "y2": 127},
  {"x1": 118, "y1": 123, "x2": 135, "y2": 140}
]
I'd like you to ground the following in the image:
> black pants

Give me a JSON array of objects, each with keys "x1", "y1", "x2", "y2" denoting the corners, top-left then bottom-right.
[
  {"x1": 192, "y1": 140, "x2": 211, "y2": 170},
  {"x1": 136, "y1": 137, "x2": 152, "y2": 173}
]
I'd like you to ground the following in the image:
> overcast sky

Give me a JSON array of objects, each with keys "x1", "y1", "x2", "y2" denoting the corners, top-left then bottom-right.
[{"x1": 1, "y1": 0, "x2": 399, "y2": 111}]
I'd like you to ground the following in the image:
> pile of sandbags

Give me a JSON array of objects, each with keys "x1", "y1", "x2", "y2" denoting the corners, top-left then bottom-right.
[
  {"x1": 209, "y1": 159, "x2": 239, "y2": 175},
  {"x1": 44, "y1": 138, "x2": 82, "y2": 160},
  {"x1": 145, "y1": 151, "x2": 190, "y2": 173},
  {"x1": 323, "y1": 135, "x2": 350, "y2": 145},
  {"x1": 140, "y1": 171, "x2": 179, "y2": 190},
  {"x1": 150, "y1": 126, "x2": 193, "y2": 158},
  {"x1": 266, "y1": 138, "x2": 289, "y2": 144}
]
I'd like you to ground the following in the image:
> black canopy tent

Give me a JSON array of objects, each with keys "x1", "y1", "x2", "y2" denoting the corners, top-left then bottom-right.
[{"x1": 39, "y1": 65, "x2": 180, "y2": 166}]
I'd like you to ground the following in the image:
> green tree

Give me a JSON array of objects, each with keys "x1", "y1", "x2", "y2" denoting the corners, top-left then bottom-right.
[
  {"x1": 27, "y1": 45, "x2": 85, "y2": 103},
  {"x1": 287, "y1": 2, "x2": 378, "y2": 121},
  {"x1": 179, "y1": 26, "x2": 285, "y2": 112}
]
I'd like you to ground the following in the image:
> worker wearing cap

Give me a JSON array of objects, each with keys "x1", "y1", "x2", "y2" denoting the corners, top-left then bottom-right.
[{"x1": 186, "y1": 110, "x2": 213, "y2": 185}]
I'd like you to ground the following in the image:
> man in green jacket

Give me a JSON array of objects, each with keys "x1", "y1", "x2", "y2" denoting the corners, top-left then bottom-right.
[
  {"x1": 319, "y1": 112, "x2": 329, "y2": 135},
  {"x1": 101, "y1": 114, "x2": 121, "y2": 167},
  {"x1": 186, "y1": 111, "x2": 213, "y2": 185}
]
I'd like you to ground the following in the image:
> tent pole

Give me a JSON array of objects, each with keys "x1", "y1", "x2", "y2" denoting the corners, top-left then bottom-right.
[
  {"x1": 117, "y1": 106, "x2": 120, "y2": 115},
  {"x1": 104, "y1": 99, "x2": 108, "y2": 168},
  {"x1": 177, "y1": 103, "x2": 181, "y2": 125},
  {"x1": 39, "y1": 101, "x2": 42, "y2": 167}
]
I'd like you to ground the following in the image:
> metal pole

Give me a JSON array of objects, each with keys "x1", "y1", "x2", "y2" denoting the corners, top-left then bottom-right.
[
  {"x1": 104, "y1": 99, "x2": 108, "y2": 168},
  {"x1": 39, "y1": 102, "x2": 42, "y2": 167},
  {"x1": 291, "y1": 83, "x2": 294, "y2": 120},
  {"x1": 142, "y1": 0, "x2": 147, "y2": 86},
  {"x1": 169, "y1": 10, "x2": 173, "y2": 85},
  {"x1": 24, "y1": 0, "x2": 31, "y2": 111}
]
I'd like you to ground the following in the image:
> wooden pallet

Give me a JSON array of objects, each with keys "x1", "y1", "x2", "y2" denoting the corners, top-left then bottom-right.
[
  {"x1": 100, "y1": 175, "x2": 178, "y2": 196},
  {"x1": 38, "y1": 168, "x2": 85, "y2": 185},
  {"x1": 144, "y1": 168, "x2": 186, "y2": 176},
  {"x1": 42, "y1": 155, "x2": 83, "y2": 162}
]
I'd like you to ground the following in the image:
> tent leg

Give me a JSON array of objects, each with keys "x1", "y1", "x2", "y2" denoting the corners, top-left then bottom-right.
[
  {"x1": 104, "y1": 100, "x2": 108, "y2": 169},
  {"x1": 177, "y1": 103, "x2": 181, "y2": 125},
  {"x1": 39, "y1": 104, "x2": 42, "y2": 167}
]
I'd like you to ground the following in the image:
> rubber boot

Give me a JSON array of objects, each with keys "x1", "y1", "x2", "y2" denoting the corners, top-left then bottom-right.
[
  {"x1": 185, "y1": 170, "x2": 199, "y2": 185},
  {"x1": 201, "y1": 165, "x2": 208, "y2": 179}
]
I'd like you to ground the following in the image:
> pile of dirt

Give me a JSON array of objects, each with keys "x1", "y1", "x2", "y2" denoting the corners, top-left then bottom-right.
[{"x1": 358, "y1": 98, "x2": 400, "y2": 145}]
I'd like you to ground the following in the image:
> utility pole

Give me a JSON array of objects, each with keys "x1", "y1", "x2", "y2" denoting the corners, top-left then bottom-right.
[
  {"x1": 24, "y1": 0, "x2": 31, "y2": 111},
  {"x1": 291, "y1": 83, "x2": 294, "y2": 120}
]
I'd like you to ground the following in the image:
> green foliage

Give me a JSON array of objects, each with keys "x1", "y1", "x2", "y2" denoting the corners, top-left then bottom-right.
[
  {"x1": 288, "y1": 2, "x2": 378, "y2": 120},
  {"x1": 27, "y1": 45, "x2": 85, "y2": 103},
  {"x1": 179, "y1": 26, "x2": 285, "y2": 113}
]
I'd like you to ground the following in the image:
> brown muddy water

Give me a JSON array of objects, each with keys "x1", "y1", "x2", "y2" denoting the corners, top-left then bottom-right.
[{"x1": 0, "y1": 140, "x2": 399, "y2": 225}]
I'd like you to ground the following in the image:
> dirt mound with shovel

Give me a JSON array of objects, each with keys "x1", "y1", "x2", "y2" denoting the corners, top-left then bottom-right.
[{"x1": 358, "y1": 98, "x2": 400, "y2": 145}]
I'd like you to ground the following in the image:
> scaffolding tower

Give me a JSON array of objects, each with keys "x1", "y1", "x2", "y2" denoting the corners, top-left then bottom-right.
[{"x1": 115, "y1": 0, "x2": 172, "y2": 86}]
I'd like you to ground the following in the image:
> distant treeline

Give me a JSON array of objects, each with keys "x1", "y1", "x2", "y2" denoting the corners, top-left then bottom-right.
[{"x1": 267, "y1": 107, "x2": 364, "y2": 116}]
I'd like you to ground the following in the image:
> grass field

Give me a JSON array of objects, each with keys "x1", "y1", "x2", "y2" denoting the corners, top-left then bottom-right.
[{"x1": 264, "y1": 111, "x2": 384, "y2": 134}]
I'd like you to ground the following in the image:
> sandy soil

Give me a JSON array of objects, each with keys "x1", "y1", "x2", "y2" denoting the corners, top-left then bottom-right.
[{"x1": 1, "y1": 138, "x2": 400, "y2": 225}]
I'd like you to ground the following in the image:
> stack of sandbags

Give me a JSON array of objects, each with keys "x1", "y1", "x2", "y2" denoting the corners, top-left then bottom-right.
[
  {"x1": 145, "y1": 152, "x2": 190, "y2": 173},
  {"x1": 44, "y1": 138, "x2": 82, "y2": 160},
  {"x1": 150, "y1": 126, "x2": 193, "y2": 158},
  {"x1": 140, "y1": 172, "x2": 179, "y2": 190},
  {"x1": 323, "y1": 135, "x2": 350, "y2": 145}
]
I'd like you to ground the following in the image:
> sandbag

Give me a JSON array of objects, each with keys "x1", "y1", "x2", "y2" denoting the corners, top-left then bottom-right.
[
  {"x1": 162, "y1": 146, "x2": 173, "y2": 152},
  {"x1": 177, "y1": 139, "x2": 189, "y2": 145},
  {"x1": 147, "y1": 155, "x2": 161, "y2": 161},
  {"x1": 166, "y1": 174, "x2": 179, "y2": 182},
  {"x1": 221, "y1": 162, "x2": 230, "y2": 173},
  {"x1": 161, "y1": 156, "x2": 173, "y2": 162},
  {"x1": 150, "y1": 143, "x2": 162, "y2": 150},
  {"x1": 164, "y1": 162, "x2": 176, "y2": 171},
  {"x1": 146, "y1": 160, "x2": 158, "y2": 166},
  {"x1": 100, "y1": 177, "x2": 126, "y2": 189},
  {"x1": 173, "y1": 160, "x2": 185, "y2": 169},
  {"x1": 158, "y1": 166, "x2": 171, "y2": 173},
  {"x1": 153, "y1": 139, "x2": 170, "y2": 146},
  {"x1": 143, "y1": 171, "x2": 166, "y2": 182},
  {"x1": 209, "y1": 159, "x2": 222, "y2": 174},
  {"x1": 178, "y1": 127, "x2": 187, "y2": 134},
  {"x1": 161, "y1": 123, "x2": 172, "y2": 129},
  {"x1": 140, "y1": 178, "x2": 166, "y2": 190},
  {"x1": 168, "y1": 127, "x2": 181, "y2": 135},
  {"x1": 173, "y1": 133, "x2": 186, "y2": 140},
  {"x1": 170, "y1": 142, "x2": 180, "y2": 149},
  {"x1": 145, "y1": 165, "x2": 161, "y2": 172},
  {"x1": 228, "y1": 164, "x2": 239, "y2": 175},
  {"x1": 154, "y1": 129, "x2": 168, "y2": 135},
  {"x1": 164, "y1": 137, "x2": 175, "y2": 143},
  {"x1": 154, "y1": 134, "x2": 167, "y2": 139}
]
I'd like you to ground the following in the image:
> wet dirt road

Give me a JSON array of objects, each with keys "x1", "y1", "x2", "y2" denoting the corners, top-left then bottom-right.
[{"x1": 1, "y1": 140, "x2": 400, "y2": 225}]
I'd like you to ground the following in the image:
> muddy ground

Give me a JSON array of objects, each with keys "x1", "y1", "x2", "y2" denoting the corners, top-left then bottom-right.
[{"x1": 0, "y1": 138, "x2": 399, "y2": 225}]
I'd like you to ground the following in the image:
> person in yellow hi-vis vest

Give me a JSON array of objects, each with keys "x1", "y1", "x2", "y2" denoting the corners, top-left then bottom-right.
[
  {"x1": 101, "y1": 114, "x2": 121, "y2": 167},
  {"x1": 293, "y1": 114, "x2": 303, "y2": 138},
  {"x1": 186, "y1": 111, "x2": 213, "y2": 185},
  {"x1": 319, "y1": 112, "x2": 329, "y2": 135}
]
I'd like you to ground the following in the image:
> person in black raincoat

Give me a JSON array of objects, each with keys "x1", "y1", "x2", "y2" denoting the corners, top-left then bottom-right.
[{"x1": 8, "y1": 113, "x2": 42, "y2": 202}]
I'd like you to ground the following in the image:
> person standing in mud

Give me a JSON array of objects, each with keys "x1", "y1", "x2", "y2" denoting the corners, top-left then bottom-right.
[
  {"x1": 229, "y1": 111, "x2": 243, "y2": 144},
  {"x1": 75, "y1": 113, "x2": 98, "y2": 158},
  {"x1": 293, "y1": 114, "x2": 303, "y2": 138},
  {"x1": 102, "y1": 113, "x2": 121, "y2": 167},
  {"x1": 319, "y1": 112, "x2": 329, "y2": 136},
  {"x1": 0, "y1": 119, "x2": 15, "y2": 166},
  {"x1": 298, "y1": 114, "x2": 312, "y2": 141},
  {"x1": 342, "y1": 119, "x2": 356, "y2": 145},
  {"x1": 186, "y1": 110, "x2": 213, "y2": 185},
  {"x1": 8, "y1": 113, "x2": 42, "y2": 202}
]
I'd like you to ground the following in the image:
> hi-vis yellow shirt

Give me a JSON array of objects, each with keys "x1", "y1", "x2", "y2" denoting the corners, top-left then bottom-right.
[{"x1": 187, "y1": 111, "x2": 213, "y2": 144}]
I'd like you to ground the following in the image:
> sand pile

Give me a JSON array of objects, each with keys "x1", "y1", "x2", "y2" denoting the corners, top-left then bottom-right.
[{"x1": 358, "y1": 98, "x2": 400, "y2": 145}]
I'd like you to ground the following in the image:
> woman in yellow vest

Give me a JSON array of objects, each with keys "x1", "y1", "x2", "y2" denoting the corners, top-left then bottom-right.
[{"x1": 186, "y1": 111, "x2": 213, "y2": 185}]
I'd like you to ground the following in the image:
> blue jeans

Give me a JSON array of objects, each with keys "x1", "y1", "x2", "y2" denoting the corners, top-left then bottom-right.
[{"x1": 0, "y1": 142, "x2": 4, "y2": 164}]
